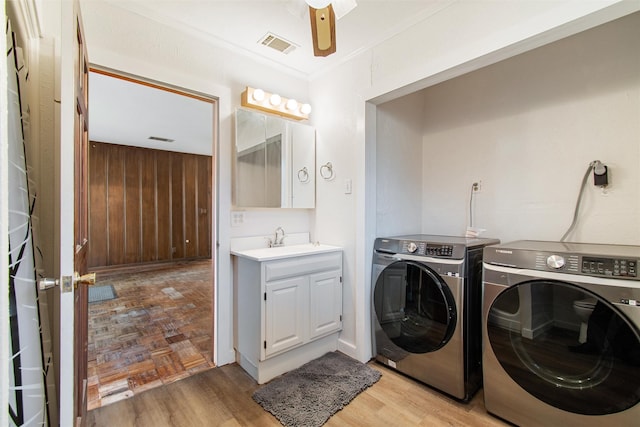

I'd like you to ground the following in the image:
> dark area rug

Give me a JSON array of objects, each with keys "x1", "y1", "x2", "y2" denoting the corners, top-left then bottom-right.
[
  {"x1": 253, "y1": 351, "x2": 381, "y2": 427},
  {"x1": 88, "y1": 284, "x2": 116, "y2": 303}
]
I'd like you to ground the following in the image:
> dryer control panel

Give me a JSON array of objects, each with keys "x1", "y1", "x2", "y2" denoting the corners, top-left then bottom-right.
[
  {"x1": 582, "y1": 256, "x2": 637, "y2": 278},
  {"x1": 484, "y1": 240, "x2": 640, "y2": 281}
]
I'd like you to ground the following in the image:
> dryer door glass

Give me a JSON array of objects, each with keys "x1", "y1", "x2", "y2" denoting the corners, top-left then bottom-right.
[
  {"x1": 373, "y1": 261, "x2": 457, "y2": 355},
  {"x1": 487, "y1": 280, "x2": 640, "y2": 415}
]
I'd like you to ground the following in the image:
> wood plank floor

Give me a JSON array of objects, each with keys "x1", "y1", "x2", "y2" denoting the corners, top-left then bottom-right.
[
  {"x1": 87, "y1": 359, "x2": 511, "y2": 426},
  {"x1": 87, "y1": 260, "x2": 214, "y2": 410}
]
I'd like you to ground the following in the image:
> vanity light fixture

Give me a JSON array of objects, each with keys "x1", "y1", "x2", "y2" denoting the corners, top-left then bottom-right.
[
  {"x1": 286, "y1": 98, "x2": 298, "y2": 111},
  {"x1": 241, "y1": 86, "x2": 311, "y2": 121},
  {"x1": 252, "y1": 88, "x2": 265, "y2": 102},
  {"x1": 300, "y1": 103, "x2": 312, "y2": 115},
  {"x1": 269, "y1": 93, "x2": 282, "y2": 106}
]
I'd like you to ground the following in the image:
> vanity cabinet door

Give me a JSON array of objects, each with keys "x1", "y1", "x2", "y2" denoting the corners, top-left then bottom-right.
[
  {"x1": 309, "y1": 270, "x2": 343, "y2": 340},
  {"x1": 264, "y1": 276, "x2": 308, "y2": 358}
]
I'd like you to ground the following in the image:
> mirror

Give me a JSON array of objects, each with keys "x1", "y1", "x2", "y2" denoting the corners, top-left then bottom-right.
[{"x1": 235, "y1": 108, "x2": 315, "y2": 208}]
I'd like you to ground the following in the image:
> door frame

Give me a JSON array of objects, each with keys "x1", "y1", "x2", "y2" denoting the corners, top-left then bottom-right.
[{"x1": 84, "y1": 65, "x2": 220, "y2": 394}]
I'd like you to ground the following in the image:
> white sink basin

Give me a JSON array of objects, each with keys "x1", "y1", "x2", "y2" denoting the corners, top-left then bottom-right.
[{"x1": 231, "y1": 243, "x2": 342, "y2": 261}]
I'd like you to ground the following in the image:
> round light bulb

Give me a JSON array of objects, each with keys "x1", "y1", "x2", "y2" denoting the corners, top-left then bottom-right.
[
  {"x1": 286, "y1": 98, "x2": 298, "y2": 111},
  {"x1": 306, "y1": 0, "x2": 331, "y2": 9},
  {"x1": 300, "y1": 103, "x2": 312, "y2": 115},
  {"x1": 252, "y1": 88, "x2": 265, "y2": 102},
  {"x1": 270, "y1": 93, "x2": 282, "y2": 106}
]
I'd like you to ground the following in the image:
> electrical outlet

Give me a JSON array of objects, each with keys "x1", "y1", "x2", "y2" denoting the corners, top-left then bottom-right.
[
  {"x1": 472, "y1": 181, "x2": 482, "y2": 193},
  {"x1": 231, "y1": 211, "x2": 244, "y2": 227}
]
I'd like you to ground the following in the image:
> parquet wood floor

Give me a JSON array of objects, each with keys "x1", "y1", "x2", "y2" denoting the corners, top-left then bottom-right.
[
  {"x1": 87, "y1": 359, "x2": 511, "y2": 426},
  {"x1": 87, "y1": 260, "x2": 214, "y2": 410}
]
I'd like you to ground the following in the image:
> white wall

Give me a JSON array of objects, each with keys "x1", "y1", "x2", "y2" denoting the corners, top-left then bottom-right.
[
  {"x1": 418, "y1": 12, "x2": 640, "y2": 244},
  {"x1": 376, "y1": 92, "x2": 425, "y2": 238}
]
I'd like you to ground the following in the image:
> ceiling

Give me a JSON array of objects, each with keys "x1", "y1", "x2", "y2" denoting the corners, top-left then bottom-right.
[
  {"x1": 90, "y1": 1, "x2": 447, "y2": 155},
  {"x1": 89, "y1": 71, "x2": 215, "y2": 156},
  {"x1": 104, "y1": 0, "x2": 447, "y2": 77}
]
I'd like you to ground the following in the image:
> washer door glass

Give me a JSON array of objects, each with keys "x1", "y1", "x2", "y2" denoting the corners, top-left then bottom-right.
[
  {"x1": 487, "y1": 280, "x2": 640, "y2": 415},
  {"x1": 374, "y1": 260, "x2": 457, "y2": 355}
]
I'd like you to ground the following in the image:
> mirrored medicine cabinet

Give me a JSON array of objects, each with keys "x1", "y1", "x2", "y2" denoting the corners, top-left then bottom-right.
[{"x1": 234, "y1": 108, "x2": 316, "y2": 208}]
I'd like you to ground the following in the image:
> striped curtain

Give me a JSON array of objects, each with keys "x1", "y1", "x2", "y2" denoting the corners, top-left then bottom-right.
[{"x1": 6, "y1": 19, "x2": 48, "y2": 427}]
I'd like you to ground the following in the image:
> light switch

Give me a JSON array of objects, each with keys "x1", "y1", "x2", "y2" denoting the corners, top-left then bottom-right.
[{"x1": 344, "y1": 179, "x2": 352, "y2": 194}]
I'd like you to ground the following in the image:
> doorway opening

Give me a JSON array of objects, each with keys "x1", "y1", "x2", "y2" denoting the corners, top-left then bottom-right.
[{"x1": 85, "y1": 69, "x2": 218, "y2": 409}]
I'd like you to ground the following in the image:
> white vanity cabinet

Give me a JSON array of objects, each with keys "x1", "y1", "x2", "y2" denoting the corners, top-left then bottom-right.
[{"x1": 233, "y1": 247, "x2": 343, "y2": 384}]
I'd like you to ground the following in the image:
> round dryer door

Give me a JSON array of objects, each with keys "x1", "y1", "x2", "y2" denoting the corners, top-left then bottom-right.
[
  {"x1": 373, "y1": 260, "x2": 457, "y2": 354},
  {"x1": 487, "y1": 280, "x2": 640, "y2": 415}
]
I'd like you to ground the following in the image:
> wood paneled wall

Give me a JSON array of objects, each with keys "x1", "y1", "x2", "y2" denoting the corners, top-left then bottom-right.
[{"x1": 88, "y1": 142, "x2": 212, "y2": 269}]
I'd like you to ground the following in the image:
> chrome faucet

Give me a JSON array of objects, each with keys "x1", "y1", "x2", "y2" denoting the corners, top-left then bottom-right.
[{"x1": 271, "y1": 227, "x2": 286, "y2": 247}]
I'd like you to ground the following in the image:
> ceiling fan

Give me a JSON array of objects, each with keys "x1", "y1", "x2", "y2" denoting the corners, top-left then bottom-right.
[{"x1": 302, "y1": 0, "x2": 358, "y2": 57}]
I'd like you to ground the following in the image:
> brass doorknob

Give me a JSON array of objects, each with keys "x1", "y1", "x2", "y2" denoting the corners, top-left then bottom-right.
[{"x1": 74, "y1": 271, "x2": 96, "y2": 288}]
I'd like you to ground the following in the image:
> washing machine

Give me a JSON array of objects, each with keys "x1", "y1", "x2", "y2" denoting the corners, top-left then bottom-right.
[
  {"x1": 482, "y1": 240, "x2": 640, "y2": 426},
  {"x1": 371, "y1": 234, "x2": 499, "y2": 401}
]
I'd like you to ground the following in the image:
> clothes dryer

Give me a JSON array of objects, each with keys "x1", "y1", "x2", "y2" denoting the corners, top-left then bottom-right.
[
  {"x1": 371, "y1": 234, "x2": 499, "y2": 401},
  {"x1": 483, "y1": 240, "x2": 640, "y2": 426}
]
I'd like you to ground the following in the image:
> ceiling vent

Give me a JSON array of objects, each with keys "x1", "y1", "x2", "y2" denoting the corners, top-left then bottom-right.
[
  {"x1": 148, "y1": 136, "x2": 175, "y2": 143},
  {"x1": 258, "y1": 32, "x2": 297, "y2": 54}
]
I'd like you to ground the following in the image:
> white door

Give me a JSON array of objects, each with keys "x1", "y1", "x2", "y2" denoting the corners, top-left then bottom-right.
[{"x1": 58, "y1": 0, "x2": 91, "y2": 425}]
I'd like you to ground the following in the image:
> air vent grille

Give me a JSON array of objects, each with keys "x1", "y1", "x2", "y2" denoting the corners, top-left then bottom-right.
[{"x1": 258, "y1": 32, "x2": 297, "y2": 54}]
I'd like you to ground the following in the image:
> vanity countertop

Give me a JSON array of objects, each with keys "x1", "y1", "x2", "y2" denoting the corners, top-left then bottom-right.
[{"x1": 231, "y1": 243, "x2": 342, "y2": 262}]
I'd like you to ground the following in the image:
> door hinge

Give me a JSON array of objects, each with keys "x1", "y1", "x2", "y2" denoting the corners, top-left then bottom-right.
[
  {"x1": 340, "y1": 276, "x2": 342, "y2": 283},
  {"x1": 340, "y1": 315, "x2": 342, "y2": 321},
  {"x1": 264, "y1": 292, "x2": 267, "y2": 301},
  {"x1": 263, "y1": 341, "x2": 267, "y2": 349}
]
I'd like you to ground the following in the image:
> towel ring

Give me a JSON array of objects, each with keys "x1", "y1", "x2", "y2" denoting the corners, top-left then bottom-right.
[
  {"x1": 320, "y1": 162, "x2": 334, "y2": 180},
  {"x1": 297, "y1": 167, "x2": 310, "y2": 183}
]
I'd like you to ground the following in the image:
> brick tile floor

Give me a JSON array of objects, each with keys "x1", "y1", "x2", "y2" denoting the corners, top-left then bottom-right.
[{"x1": 87, "y1": 260, "x2": 214, "y2": 410}]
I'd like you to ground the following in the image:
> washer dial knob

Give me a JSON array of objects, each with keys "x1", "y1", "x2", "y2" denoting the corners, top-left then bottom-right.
[
  {"x1": 406, "y1": 242, "x2": 418, "y2": 253},
  {"x1": 546, "y1": 255, "x2": 565, "y2": 269}
]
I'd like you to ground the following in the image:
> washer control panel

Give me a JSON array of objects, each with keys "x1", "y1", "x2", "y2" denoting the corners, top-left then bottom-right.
[
  {"x1": 582, "y1": 256, "x2": 637, "y2": 278},
  {"x1": 426, "y1": 244, "x2": 454, "y2": 257},
  {"x1": 401, "y1": 241, "x2": 454, "y2": 257}
]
